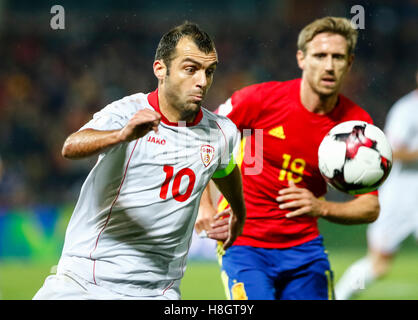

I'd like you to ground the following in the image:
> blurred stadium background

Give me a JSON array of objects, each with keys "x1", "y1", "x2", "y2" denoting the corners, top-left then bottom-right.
[{"x1": 0, "y1": 0, "x2": 417, "y2": 299}]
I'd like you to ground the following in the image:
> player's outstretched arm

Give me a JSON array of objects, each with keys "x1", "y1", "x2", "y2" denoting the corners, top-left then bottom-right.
[
  {"x1": 276, "y1": 180, "x2": 380, "y2": 225},
  {"x1": 318, "y1": 194, "x2": 380, "y2": 225},
  {"x1": 392, "y1": 145, "x2": 418, "y2": 163},
  {"x1": 62, "y1": 109, "x2": 161, "y2": 159},
  {"x1": 208, "y1": 166, "x2": 246, "y2": 249}
]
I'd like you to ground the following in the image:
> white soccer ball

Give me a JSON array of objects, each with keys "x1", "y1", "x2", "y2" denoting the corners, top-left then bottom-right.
[{"x1": 318, "y1": 121, "x2": 392, "y2": 195}]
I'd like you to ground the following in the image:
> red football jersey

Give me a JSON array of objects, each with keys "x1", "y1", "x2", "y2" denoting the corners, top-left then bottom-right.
[{"x1": 217, "y1": 78, "x2": 375, "y2": 248}]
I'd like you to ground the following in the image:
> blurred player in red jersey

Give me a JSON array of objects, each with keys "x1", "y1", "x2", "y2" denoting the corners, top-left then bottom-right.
[{"x1": 197, "y1": 17, "x2": 380, "y2": 300}]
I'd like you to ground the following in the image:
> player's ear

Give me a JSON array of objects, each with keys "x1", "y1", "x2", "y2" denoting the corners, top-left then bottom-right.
[
  {"x1": 296, "y1": 50, "x2": 305, "y2": 70},
  {"x1": 347, "y1": 54, "x2": 354, "y2": 71},
  {"x1": 153, "y1": 60, "x2": 167, "y2": 81}
]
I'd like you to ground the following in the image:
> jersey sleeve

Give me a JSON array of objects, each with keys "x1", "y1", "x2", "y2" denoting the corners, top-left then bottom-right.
[
  {"x1": 217, "y1": 83, "x2": 265, "y2": 131},
  {"x1": 212, "y1": 118, "x2": 241, "y2": 179}
]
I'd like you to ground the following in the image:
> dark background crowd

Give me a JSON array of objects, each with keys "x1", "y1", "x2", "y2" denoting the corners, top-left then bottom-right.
[{"x1": 0, "y1": 0, "x2": 417, "y2": 206}]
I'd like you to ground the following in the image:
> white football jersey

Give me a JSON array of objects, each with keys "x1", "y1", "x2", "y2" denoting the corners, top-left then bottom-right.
[
  {"x1": 57, "y1": 90, "x2": 239, "y2": 298},
  {"x1": 384, "y1": 89, "x2": 418, "y2": 174}
]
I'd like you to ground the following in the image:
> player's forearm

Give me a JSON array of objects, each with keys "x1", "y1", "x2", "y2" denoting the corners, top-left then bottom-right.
[
  {"x1": 392, "y1": 148, "x2": 418, "y2": 163},
  {"x1": 62, "y1": 129, "x2": 123, "y2": 159},
  {"x1": 199, "y1": 183, "x2": 215, "y2": 212},
  {"x1": 212, "y1": 166, "x2": 246, "y2": 221},
  {"x1": 319, "y1": 194, "x2": 380, "y2": 225}
]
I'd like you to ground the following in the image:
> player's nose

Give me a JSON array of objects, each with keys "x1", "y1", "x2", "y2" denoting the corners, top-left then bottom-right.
[
  {"x1": 324, "y1": 55, "x2": 334, "y2": 71},
  {"x1": 195, "y1": 70, "x2": 208, "y2": 88}
]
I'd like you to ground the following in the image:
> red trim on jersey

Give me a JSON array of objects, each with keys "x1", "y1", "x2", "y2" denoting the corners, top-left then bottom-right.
[
  {"x1": 215, "y1": 121, "x2": 228, "y2": 158},
  {"x1": 89, "y1": 139, "x2": 140, "y2": 285},
  {"x1": 162, "y1": 281, "x2": 174, "y2": 296},
  {"x1": 147, "y1": 89, "x2": 203, "y2": 127}
]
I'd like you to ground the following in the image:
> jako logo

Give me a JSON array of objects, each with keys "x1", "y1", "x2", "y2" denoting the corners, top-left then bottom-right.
[{"x1": 147, "y1": 136, "x2": 166, "y2": 145}]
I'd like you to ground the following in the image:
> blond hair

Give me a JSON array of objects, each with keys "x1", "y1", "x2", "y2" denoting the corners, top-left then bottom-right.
[{"x1": 297, "y1": 17, "x2": 358, "y2": 55}]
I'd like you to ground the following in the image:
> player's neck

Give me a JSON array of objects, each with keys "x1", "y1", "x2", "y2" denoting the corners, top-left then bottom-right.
[
  {"x1": 300, "y1": 80, "x2": 339, "y2": 115},
  {"x1": 158, "y1": 91, "x2": 198, "y2": 124}
]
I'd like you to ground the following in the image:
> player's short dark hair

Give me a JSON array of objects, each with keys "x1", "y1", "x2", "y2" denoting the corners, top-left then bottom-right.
[{"x1": 155, "y1": 22, "x2": 215, "y2": 72}]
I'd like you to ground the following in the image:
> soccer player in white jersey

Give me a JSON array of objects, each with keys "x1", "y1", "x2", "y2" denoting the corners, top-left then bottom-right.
[
  {"x1": 336, "y1": 71, "x2": 418, "y2": 300},
  {"x1": 33, "y1": 22, "x2": 246, "y2": 300}
]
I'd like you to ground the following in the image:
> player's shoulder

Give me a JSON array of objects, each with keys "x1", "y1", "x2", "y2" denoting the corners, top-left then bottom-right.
[
  {"x1": 391, "y1": 90, "x2": 418, "y2": 112},
  {"x1": 383, "y1": 90, "x2": 418, "y2": 126},
  {"x1": 230, "y1": 79, "x2": 298, "y2": 112},
  {"x1": 202, "y1": 107, "x2": 238, "y2": 134},
  {"x1": 202, "y1": 107, "x2": 236, "y2": 127},
  {"x1": 338, "y1": 94, "x2": 373, "y2": 122},
  {"x1": 102, "y1": 92, "x2": 150, "y2": 118},
  {"x1": 234, "y1": 79, "x2": 295, "y2": 97}
]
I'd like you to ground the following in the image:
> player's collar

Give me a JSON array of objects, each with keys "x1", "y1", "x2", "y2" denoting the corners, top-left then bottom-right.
[{"x1": 147, "y1": 89, "x2": 203, "y2": 127}]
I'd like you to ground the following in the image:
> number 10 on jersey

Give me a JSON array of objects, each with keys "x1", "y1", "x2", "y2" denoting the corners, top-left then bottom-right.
[{"x1": 160, "y1": 165, "x2": 196, "y2": 202}]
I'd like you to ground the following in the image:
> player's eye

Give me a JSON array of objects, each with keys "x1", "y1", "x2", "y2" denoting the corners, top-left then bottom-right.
[
  {"x1": 185, "y1": 66, "x2": 197, "y2": 73},
  {"x1": 314, "y1": 53, "x2": 326, "y2": 59},
  {"x1": 333, "y1": 54, "x2": 346, "y2": 60},
  {"x1": 206, "y1": 68, "x2": 215, "y2": 76}
]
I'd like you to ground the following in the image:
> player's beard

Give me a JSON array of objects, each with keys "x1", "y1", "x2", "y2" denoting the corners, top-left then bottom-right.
[{"x1": 163, "y1": 77, "x2": 203, "y2": 122}]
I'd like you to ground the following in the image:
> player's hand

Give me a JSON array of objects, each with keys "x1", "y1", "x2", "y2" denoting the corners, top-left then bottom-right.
[
  {"x1": 195, "y1": 204, "x2": 217, "y2": 237},
  {"x1": 276, "y1": 180, "x2": 325, "y2": 218},
  {"x1": 118, "y1": 109, "x2": 161, "y2": 142},
  {"x1": 207, "y1": 208, "x2": 244, "y2": 250}
]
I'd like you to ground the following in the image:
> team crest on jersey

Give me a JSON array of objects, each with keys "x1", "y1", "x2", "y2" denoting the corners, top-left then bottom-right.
[{"x1": 200, "y1": 145, "x2": 215, "y2": 167}]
